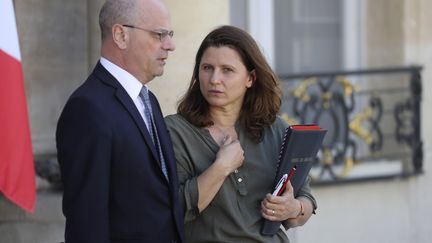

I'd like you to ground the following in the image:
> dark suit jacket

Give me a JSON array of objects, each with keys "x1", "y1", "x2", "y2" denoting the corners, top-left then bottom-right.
[{"x1": 56, "y1": 62, "x2": 184, "y2": 243}]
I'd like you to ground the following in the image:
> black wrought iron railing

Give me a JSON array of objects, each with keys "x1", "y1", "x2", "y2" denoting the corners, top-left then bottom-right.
[{"x1": 279, "y1": 66, "x2": 423, "y2": 185}]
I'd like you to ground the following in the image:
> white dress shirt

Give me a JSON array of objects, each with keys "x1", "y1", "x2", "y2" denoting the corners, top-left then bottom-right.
[{"x1": 100, "y1": 57, "x2": 152, "y2": 131}]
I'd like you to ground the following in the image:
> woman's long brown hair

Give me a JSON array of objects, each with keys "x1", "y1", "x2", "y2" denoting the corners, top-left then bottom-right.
[{"x1": 178, "y1": 25, "x2": 282, "y2": 142}]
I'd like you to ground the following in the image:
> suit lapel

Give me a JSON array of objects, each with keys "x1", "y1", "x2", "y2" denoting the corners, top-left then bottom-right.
[
  {"x1": 115, "y1": 89, "x2": 161, "y2": 159},
  {"x1": 93, "y1": 63, "x2": 161, "y2": 164}
]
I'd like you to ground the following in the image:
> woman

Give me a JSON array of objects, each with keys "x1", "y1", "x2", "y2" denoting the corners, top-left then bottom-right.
[{"x1": 165, "y1": 25, "x2": 317, "y2": 242}]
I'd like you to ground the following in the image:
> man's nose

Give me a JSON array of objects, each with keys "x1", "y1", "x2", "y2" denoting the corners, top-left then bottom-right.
[{"x1": 163, "y1": 36, "x2": 175, "y2": 51}]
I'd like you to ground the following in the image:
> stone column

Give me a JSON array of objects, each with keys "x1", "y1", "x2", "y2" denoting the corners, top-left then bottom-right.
[
  {"x1": 0, "y1": 1, "x2": 90, "y2": 242},
  {"x1": 14, "y1": 0, "x2": 89, "y2": 157},
  {"x1": 404, "y1": 2, "x2": 432, "y2": 241},
  {"x1": 87, "y1": 0, "x2": 105, "y2": 71}
]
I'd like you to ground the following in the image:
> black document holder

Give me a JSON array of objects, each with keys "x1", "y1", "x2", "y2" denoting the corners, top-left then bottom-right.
[{"x1": 261, "y1": 125, "x2": 327, "y2": 236}]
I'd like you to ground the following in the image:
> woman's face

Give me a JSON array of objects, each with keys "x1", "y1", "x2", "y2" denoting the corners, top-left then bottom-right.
[{"x1": 198, "y1": 46, "x2": 254, "y2": 111}]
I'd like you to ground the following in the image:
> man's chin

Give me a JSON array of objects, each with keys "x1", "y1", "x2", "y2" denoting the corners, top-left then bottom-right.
[{"x1": 154, "y1": 70, "x2": 164, "y2": 77}]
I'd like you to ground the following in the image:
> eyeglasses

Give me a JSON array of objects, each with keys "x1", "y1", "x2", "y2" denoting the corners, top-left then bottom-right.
[{"x1": 122, "y1": 24, "x2": 174, "y2": 42}]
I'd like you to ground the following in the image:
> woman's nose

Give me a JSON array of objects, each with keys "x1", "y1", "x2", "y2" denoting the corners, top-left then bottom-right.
[{"x1": 209, "y1": 70, "x2": 222, "y2": 84}]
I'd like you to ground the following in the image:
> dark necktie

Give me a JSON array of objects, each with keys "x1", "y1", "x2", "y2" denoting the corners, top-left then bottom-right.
[{"x1": 139, "y1": 87, "x2": 169, "y2": 180}]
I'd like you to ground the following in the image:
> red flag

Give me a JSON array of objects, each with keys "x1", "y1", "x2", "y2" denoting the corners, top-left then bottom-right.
[{"x1": 0, "y1": 0, "x2": 36, "y2": 213}]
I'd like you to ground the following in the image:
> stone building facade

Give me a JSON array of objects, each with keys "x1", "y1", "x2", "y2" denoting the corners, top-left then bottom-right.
[{"x1": 1, "y1": 0, "x2": 431, "y2": 242}]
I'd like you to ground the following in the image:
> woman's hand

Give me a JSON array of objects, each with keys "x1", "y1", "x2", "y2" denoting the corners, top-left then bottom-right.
[
  {"x1": 260, "y1": 181, "x2": 302, "y2": 221},
  {"x1": 196, "y1": 135, "x2": 244, "y2": 212},
  {"x1": 214, "y1": 136, "x2": 244, "y2": 176}
]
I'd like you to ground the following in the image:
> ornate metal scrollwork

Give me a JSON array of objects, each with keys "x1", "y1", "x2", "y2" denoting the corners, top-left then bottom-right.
[
  {"x1": 283, "y1": 67, "x2": 423, "y2": 181},
  {"x1": 35, "y1": 158, "x2": 62, "y2": 190},
  {"x1": 394, "y1": 98, "x2": 417, "y2": 145},
  {"x1": 349, "y1": 96, "x2": 383, "y2": 152}
]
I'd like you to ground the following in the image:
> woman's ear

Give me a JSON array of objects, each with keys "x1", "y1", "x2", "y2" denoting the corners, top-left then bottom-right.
[
  {"x1": 246, "y1": 70, "x2": 256, "y2": 88},
  {"x1": 112, "y1": 24, "x2": 128, "y2": 49}
]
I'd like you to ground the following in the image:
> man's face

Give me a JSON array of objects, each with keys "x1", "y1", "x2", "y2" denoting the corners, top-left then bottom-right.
[{"x1": 124, "y1": 1, "x2": 175, "y2": 84}]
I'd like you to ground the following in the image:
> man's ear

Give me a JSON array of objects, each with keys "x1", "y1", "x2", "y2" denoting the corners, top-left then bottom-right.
[
  {"x1": 246, "y1": 70, "x2": 256, "y2": 88},
  {"x1": 112, "y1": 24, "x2": 128, "y2": 49}
]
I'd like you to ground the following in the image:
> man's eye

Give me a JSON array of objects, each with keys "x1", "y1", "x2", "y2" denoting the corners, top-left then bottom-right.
[
  {"x1": 156, "y1": 30, "x2": 174, "y2": 41},
  {"x1": 159, "y1": 31, "x2": 169, "y2": 38}
]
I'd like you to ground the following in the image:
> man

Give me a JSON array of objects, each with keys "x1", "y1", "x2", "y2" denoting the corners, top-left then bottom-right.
[{"x1": 56, "y1": 0, "x2": 184, "y2": 242}]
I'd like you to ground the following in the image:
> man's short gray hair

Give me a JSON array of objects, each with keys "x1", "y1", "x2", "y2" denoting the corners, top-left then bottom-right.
[{"x1": 99, "y1": 0, "x2": 140, "y2": 40}]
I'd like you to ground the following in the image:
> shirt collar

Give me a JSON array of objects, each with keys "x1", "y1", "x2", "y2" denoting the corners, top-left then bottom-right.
[{"x1": 100, "y1": 57, "x2": 148, "y2": 99}]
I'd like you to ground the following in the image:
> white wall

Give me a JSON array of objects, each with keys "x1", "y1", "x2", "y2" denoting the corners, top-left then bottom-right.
[
  {"x1": 150, "y1": 0, "x2": 230, "y2": 115},
  {"x1": 292, "y1": 174, "x2": 432, "y2": 243}
]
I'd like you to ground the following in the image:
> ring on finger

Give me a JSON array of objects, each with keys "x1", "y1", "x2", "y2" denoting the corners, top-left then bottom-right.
[{"x1": 271, "y1": 209, "x2": 275, "y2": 216}]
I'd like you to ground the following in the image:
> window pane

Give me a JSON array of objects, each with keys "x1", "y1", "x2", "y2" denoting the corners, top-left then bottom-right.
[{"x1": 275, "y1": 0, "x2": 342, "y2": 74}]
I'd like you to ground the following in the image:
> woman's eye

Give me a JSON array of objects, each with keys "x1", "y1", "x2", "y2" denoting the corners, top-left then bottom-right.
[{"x1": 202, "y1": 65, "x2": 212, "y2": 71}]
